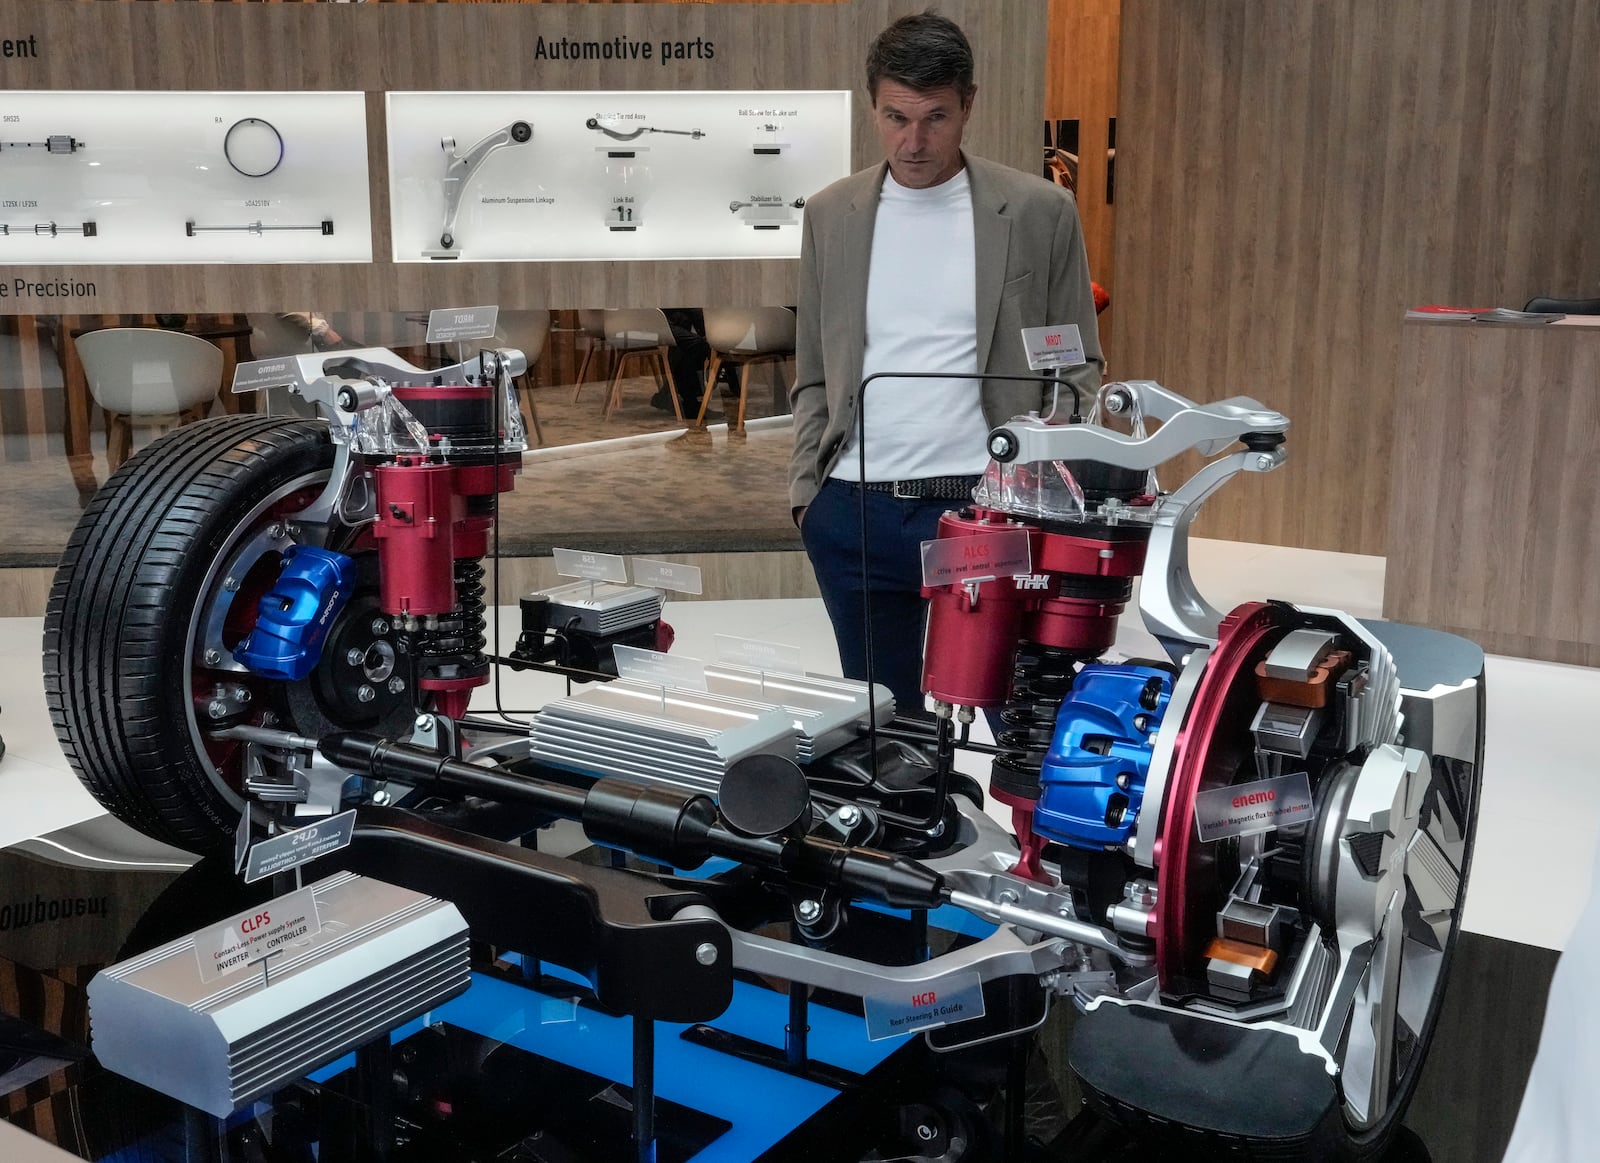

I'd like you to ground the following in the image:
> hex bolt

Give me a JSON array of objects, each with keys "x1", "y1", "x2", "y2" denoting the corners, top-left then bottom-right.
[
  {"x1": 203, "y1": 649, "x2": 222, "y2": 666},
  {"x1": 371, "y1": 788, "x2": 391, "y2": 806},
  {"x1": 388, "y1": 677, "x2": 406, "y2": 694},
  {"x1": 206, "y1": 699, "x2": 228, "y2": 719},
  {"x1": 371, "y1": 619, "x2": 390, "y2": 636},
  {"x1": 694, "y1": 942, "x2": 719, "y2": 966},
  {"x1": 1256, "y1": 454, "x2": 1274, "y2": 470},
  {"x1": 796, "y1": 899, "x2": 822, "y2": 924},
  {"x1": 267, "y1": 523, "x2": 285, "y2": 539},
  {"x1": 234, "y1": 688, "x2": 251, "y2": 703},
  {"x1": 357, "y1": 685, "x2": 376, "y2": 703},
  {"x1": 222, "y1": 576, "x2": 240, "y2": 592},
  {"x1": 346, "y1": 647, "x2": 365, "y2": 666},
  {"x1": 415, "y1": 714, "x2": 434, "y2": 732},
  {"x1": 838, "y1": 805, "x2": 861, "y2": 827}
]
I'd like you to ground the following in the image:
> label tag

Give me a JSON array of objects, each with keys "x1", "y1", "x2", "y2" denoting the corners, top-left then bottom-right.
[
  {"x1": 714, "y1": 634, "x2": 805, "y2": 676},
  {"x1": 243, "y1": 810, "x2": 357, "y2": 885},
  {"x1": 425, "y1": 305, "x2": 499, "y2": 344},
  {"x1": 863, "y1": 972, "x2": 986, "y2": 1042},
  {"x1": 920, "y1": 526, "x2": 1032, "y2": 588},
  {"x1": 231, "y1": 357, "x2": 307, "y2": 395},
  {"x1": 552, "y1": 547, "x2": 630, "y2": 584},
  {"x1": 1194, "y1": 772, "x2": 1315, "y2": 842},
  {"x1": 193, "y1": 887, "x2": 321, "y2": 981},
  {"x1": 234, "y1": 803, "x2": 254, "y2": 876},
  {"x1": 632, "y1": 557, "x2": 703, "y2": 595},
  {"x1": 1020, "y1": 323, "x2": 1087, "y2": 371},
  {"x1": 613, "y1": 645, "x2": 708, "y2": 692}
]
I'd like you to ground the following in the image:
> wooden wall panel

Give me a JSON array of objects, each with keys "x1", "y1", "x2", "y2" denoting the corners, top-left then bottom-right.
[
  {"x1": 0, "y1": 0, "x2": 1045, "y2": 315},
  {"x1": 1114, "y1": 0, "x2": 1600, "y2": 554},
  {"x1": 1045, "y1": 0, "x2": 1118, "y2": 348},
  {"x1": 1385, "y1": 321, "x2": 1600, "y2": 667}
]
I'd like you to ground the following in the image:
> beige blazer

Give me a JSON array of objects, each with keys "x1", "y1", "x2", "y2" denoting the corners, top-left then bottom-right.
[{"x1": 787, "y1": 152, "x2": 1105, "y2": 511}]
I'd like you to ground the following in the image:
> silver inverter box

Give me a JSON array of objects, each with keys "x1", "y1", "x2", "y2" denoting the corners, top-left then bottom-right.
[{"x1": 88, "y1": 872, "x2": 470, "y2": 1117}]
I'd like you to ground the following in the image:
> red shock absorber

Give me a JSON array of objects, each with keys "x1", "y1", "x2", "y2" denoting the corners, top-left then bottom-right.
[
  {"x1": 372, "y1": 461, "x2": 462, "y2": 617},
  {"x1": 371, "y1": 383, "x2": 520, "y2": 721},
  {"x1": 920, "y1": 509, "x2": 1034, "y2": 710},
  {"x1": 920, "y1": 506, "x2": 1153, "y2": 881}
]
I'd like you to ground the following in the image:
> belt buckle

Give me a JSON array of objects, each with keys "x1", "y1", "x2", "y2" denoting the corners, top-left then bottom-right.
[{"x1": 892, "y1": 479, "x2": 920, "y2": 500}]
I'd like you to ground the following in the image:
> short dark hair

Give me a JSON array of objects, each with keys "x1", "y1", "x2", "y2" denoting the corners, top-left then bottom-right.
[{"x1": 866, "y1": 12, "x2": 975, "y2": 103}]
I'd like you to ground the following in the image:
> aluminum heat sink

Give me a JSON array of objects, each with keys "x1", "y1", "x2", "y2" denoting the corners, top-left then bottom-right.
[
  {"x1": 88, "y1": 873, "x2": 469, "y2": 1117},
  {"x1": 540, "y1": 579, "x2": 665, "y2": 636}
]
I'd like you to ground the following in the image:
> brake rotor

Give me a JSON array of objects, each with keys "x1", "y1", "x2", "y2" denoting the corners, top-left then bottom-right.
[{"x1": 1152, "y1": 602, "x2": 1287, "y2": 985}]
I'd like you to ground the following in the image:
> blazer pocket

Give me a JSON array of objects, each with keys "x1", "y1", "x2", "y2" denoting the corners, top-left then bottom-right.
[{"x1": 1001, "y1": 271, "x2": 1034, "y2": 299}]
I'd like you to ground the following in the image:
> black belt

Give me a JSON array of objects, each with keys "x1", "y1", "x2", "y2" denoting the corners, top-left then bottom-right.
[{"x1": 856, "y1": 475, "x2": 980, "y2": 501}]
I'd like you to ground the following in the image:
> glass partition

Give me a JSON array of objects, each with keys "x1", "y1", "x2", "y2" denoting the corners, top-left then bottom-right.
[{"x1": 0, "y1": 306, "x2": 798, "y2": 573}]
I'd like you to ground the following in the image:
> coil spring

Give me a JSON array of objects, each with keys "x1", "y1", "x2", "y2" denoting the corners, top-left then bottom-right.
[
  {"x1": 454, "y1": 557, "x2": 487, "y2": 656},
  {"x1": 413, "y1": 557, "x2": 487, "y2": 667},
  {"x1": 990, "y1": 644, "x2": 1081, "y2": 802}
]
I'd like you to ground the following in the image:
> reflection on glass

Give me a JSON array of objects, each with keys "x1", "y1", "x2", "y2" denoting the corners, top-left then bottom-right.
[{"x1": 0, "y1": 307, "x2": 797, "y2": 587}]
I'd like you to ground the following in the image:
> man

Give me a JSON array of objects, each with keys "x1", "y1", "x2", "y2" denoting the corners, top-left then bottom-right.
[{"x1": 788, "y1": 12, "x2": 1104, "y2": 714}]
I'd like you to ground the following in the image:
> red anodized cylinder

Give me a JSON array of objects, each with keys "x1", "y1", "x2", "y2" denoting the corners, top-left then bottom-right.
[
  {"x1": 920, "y1": 511, "x2": 1031, "y2": 708},
  {"x1": 372, "y1": 462, "x2": 463, "y2": 616}
]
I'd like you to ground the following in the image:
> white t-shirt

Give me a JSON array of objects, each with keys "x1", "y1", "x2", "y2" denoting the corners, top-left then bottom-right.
[{"x1": 830, "y1": 168, "x2": 991, "y2": 482}]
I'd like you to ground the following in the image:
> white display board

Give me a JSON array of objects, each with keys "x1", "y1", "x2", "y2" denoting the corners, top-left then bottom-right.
[
  {"x1": 387, "y1": 90, "x2": 851, "y2": 263},
  {"x1": 0, "y1": 91, "x2": 372, "y2": 265}
]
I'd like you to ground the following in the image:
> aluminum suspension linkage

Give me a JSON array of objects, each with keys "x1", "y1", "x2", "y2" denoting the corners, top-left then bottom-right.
[
  {"x1": 315, "y1": 731, "x2": 1151, "y2": 977},
  {"x1": 436, "y1": 120, "x2": 533, "y2": 253},
  {"x1": 985, "y1": 381, "x2": 1292, "y2": 650}
]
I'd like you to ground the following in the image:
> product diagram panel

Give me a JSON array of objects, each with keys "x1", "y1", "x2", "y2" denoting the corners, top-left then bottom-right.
[
  {"x1": 0, "y1": 91, "x2": 371, "y2": 265},
  {"x1": 387, "y1": 90, "x2": 851, "y2": 263}
]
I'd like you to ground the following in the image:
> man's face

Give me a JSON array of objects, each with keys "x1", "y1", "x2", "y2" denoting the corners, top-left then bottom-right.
[{"x1": 872, "y1": 79, "x2": 974, "y2": 190}]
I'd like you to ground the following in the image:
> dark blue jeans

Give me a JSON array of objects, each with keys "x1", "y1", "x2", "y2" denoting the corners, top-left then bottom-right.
[{"x1": 800, "y1": 477, "x2": 952, "y2": 717}]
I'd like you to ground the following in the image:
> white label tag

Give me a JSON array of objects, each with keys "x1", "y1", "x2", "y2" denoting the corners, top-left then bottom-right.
[
  {"x1": 425, "y1": 305, "x2": 500, "y2": 344},
  {"x1": 552, "y1": 547, "x2": 630, "y2": 584},
  {"x1": 231, "y1": 357, "x2": 306, "y2": 395},
  {"x1": 632, "y1": 557, "x2": 703, "y2": 595},
  {"x1": 714, "y1": 634, "x2": 805, "y2": 676},
  {"x1": 920, "y1": 526, "x2": 1033, "y2": 588},
  {"x1": 613, "y1": 645, "x2": 708, "y2": 692},
  {"x1": 243, "y1": 810, "x2": 357, "y2": 885},
  {"x1": 1020, "y1": 323, "x2": 1087, "y2": 371},
  {"x1": 193, "y1": 887, "x2": 321, "y2": 982},
  {"x1": 863, "y1": 972, "x2": 986, "y2": 1041},
  {"x1": 1194, "y1": 772, "x2": 1315, "y2": 842}
]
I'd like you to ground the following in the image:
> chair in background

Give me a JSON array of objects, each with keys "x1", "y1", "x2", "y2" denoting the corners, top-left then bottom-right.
[
  {"x1": 696, "y1": 307, "x2": 797, "y2": 432},
  {"x1": 74, "y1": 328, "x2": 224, "y2": 470},
  {"x1": 570, "y1": 309, "x2": 609, "y2": 405},
  {"x1": 598, "y1": 308, "x2": 681, "y2": 421},
  {"x1": 494, "y1": 309, "x2": 552, "y2": 446},
  {"x1": 1523, "y1": 296, "x2": 1600, "y2": 315}
]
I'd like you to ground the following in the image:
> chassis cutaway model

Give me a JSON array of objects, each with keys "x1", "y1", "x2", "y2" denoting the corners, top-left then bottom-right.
[{"x1": 43, "y1": 346, "x2": 1480, "y2": 1161}]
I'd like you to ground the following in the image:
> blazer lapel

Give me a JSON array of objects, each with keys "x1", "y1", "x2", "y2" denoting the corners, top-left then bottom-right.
[
  {"x1": 969, "y1": 158, "x2": 1011, "y2": 374},
  {"x1": 835, "y1": 166, "x2": 884, "y2": 398}
]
